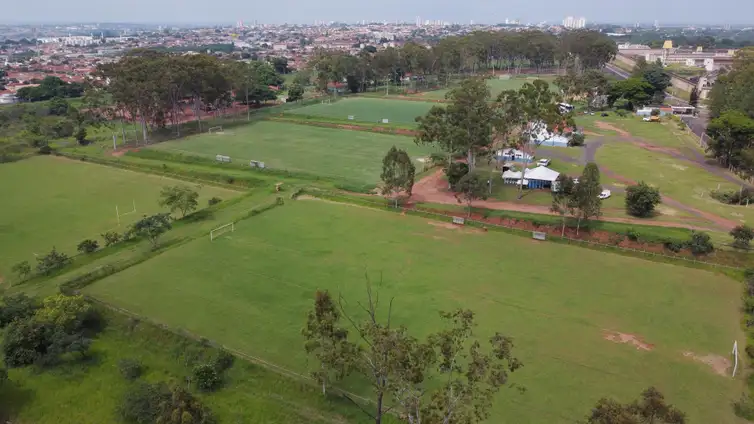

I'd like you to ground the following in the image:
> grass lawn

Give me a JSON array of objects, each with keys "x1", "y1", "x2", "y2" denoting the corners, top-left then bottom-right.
[
  {"x1": 596, "y1": 142, "x2": 754, "y2": 225},
  {"x1": 286, "y1": 97, "x2": 435, "y2": 126},
  {"x1": 0, "y1": 156, "x2": 238, "y2": 279},
  {"x1": 0, "y1": 309, "x2": 368, "y2": 424},
  {"x1": 149, "y1": 121, "x2": 439, "y2": 184},
  {"x1": 575, "y1": 115, "x2": 704, "y2": 155},
  {"x1": 420, "y1": 76, "x2": 557, "y2": 100},
  {"x1": 86, "y1": 199, "x2": 744, "y2": 424}
]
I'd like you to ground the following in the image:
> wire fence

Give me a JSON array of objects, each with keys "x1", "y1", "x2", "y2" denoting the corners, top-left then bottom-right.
[{"x1": 305, "y1": 189, "x2": 747, "y2": 271}]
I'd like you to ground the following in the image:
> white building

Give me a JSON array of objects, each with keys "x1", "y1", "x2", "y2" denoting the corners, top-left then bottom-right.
[{"x1": 563, "y1": 16, "x2": 587, "y2": 29}]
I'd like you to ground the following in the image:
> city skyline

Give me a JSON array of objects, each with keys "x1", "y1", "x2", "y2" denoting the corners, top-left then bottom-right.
[{"x1": 2, "y1": 0, "x2": 753, "y2": 26}]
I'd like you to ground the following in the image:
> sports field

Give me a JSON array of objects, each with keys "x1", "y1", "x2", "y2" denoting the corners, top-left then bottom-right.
[
  {"x1": 420, "y1": 75, "x2": 558, "y2": 100},
  {"x1": 85, "y1": 199, "x2": 744, "y2": 423},
  {"x1": 286, "y1": 97, "x2": 435, "y2": 125},
  {"x1": 150, "y1": 121, "x2": 439, "y2": 184},
  {"x1": 0, "y1": 156, "x2": 238, "y2": 278}
]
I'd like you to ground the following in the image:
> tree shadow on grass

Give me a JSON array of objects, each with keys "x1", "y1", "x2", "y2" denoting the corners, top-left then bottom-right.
[{"x1": 0, "y1": 381, "x2": 35, "y2": 420}]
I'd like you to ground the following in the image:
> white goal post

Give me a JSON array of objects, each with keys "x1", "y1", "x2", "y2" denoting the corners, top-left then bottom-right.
[
  {"x1": 732, "y1": 340, "x2": 740, "y2": 377},
  {"x1": 210, "y1": 222, "x2": 235, "y2": 241},
  {"x1": 116, "y1": 200, "x2": 136, "y2": 225},
  {"x1": 208, "y1": 126, "x2": 224, "y2": 134}
]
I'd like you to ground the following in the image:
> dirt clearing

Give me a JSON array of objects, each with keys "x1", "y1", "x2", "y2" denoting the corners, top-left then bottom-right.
[
  {"x1": 682, "y1": 351, "x2": 730, "y2": 376},
  {"x1": 603, "y1": 330, "x2": 654, "y2": 351},
  {"x1": 427, "y1": 221, "x2": 485, "y2": 234},
  {"x1": 594, "y1": 121, "x2": 630, "y2": 137}
]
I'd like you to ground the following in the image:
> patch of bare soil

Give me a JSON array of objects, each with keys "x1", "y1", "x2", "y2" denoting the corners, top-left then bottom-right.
[
  {"x1": 594, "y1": 121, "x2": 630, "y2": 137},
  {"x1": 111, "y1": 148, "x2": 140, "y2": 157},
  {"x1": 682, "y1": 351, "x2": 730, "y2": 376},
  {"x1": 603, "y1": 330, "x2": 654, "y2": 351},
  {"x1": 427, "y1": 221, "x2": 485, "y2": 233}
]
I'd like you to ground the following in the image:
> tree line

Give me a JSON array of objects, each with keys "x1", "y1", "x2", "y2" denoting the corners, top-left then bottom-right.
[
  {"x1": 93, "y1": 49, "x2": 286, "y2": 142},
  {"x1": 706, "y1": 48, "x2": 754, "y2": 178},
  {"x1": 305, "y1": 30, "x2": 617, "y2": 94}
]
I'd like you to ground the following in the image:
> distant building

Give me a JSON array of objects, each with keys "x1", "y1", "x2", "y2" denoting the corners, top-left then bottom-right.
[{"x1": 563, "y1": 16, "x2": 586, "y2": 29}]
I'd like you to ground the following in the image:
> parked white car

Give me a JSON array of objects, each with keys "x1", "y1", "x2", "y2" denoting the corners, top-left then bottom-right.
[
  {"x1": 598, "y1": 189, "x2": 612, "y2": 199},
  {"x1": 537, "y1": 158, "x2": 551, "y2": 167},
  {"x1": 642, "y1": 117, "x2": 651, "y2": 122}
]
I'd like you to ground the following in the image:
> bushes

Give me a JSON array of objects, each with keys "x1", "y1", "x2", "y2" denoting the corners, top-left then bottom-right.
[
  {"x1": 193, "y1": 363, "x2": 221, "y2": 391},
  {"x1": 0, "y1": 294, "x2": 37, "y2": 327},
  {"x1": 710, "y1": 188, "x2": 754, "y2": 205},
  {"x1": 35, "y1": 247, "x2": 72, "y2": 275},
  {"x1": 688, "y1": 231, "x2": 714, "y2": 255},
  {"x1": 625, "y1": 182, "x2": 661, "y2": 218},
  {"x1": 101, "y1": 231, "x2": 122, "y2": 247},
  {"x1": 208, "y1": 196, "x2": 222, "y2": 206},
  {"x1": 212, "y1": 350, "x2": 234, "y2": 373},
  {"x1": 731, "y1": 225, "x2": 754, "y2": 249},
  {"x1": 77, "y1": 239, "x2": 99, "y2": 254},
  {"x1": 568, "y1": 132, "x2": 585, "y2": 147},
  {"x1": 119, "y1": 382, "x2": 216, "y2": 424},
  {"x1": 118, "y1": 358, "x2": 144, "y2": 380}
]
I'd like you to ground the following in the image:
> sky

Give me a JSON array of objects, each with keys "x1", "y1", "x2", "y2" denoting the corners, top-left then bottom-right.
[{"x1": 3, "y1": 0, "x2": 753, "y2": 26}]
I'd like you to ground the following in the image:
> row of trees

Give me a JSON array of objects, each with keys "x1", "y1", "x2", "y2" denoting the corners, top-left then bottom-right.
[
  {"x1": 306, "y1": 30, "x2": 616, "y2": 94},
  {"x1": 302, "y1": 286, "x2": 686, "y2": 424},
  {"x1": 95, "y1": 50, "x2": 285, "y2": 142},
  {"x1": 706, "y1": 48, "x2": 754, "y2": 177},
  {"x1": 15, "y1": 76, "x2": 85, "y2": 102}
]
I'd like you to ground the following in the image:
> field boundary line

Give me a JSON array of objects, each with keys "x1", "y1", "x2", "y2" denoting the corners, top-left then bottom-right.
[
  {"x1": 85, "y1": 296, "x2": 376, "y2": 407},
  {"x1": 301, "y1": 188, "x2": 745, "y2": 272}
]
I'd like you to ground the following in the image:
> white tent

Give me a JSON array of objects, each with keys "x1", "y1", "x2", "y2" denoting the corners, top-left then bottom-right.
[{"x1": 502, "y1": 167, "x2": 559, "y2": 189}]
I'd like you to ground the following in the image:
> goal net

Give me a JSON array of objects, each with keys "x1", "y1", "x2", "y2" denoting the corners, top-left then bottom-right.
[
  {"x1": 208, "y1": 126, "x2": 224, "y2": 134},
  {"x1": 210, "y1": 222, "x2": 235, "y2": 241}
]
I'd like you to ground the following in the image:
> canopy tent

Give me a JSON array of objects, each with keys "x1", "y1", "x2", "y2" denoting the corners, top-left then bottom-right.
[{"x1": 502, "y1": 166, "x2": 560, "y2": 190}]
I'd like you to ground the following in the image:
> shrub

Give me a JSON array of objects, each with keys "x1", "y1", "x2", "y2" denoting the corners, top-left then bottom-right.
[
  {"x1": 568, "y1": 132, "x2": 585, "y2": 147},
  {"x1": 37, "y1": 144, "x2": 52, "y2": 155},
  {"x1": 688, "y1": 231, "x2": 714, "y2": 255},
  {"x1": 625, "y1": 229, "x2": 640, "y2": 242},
  {"x1": 224, "y1": 176, "x2": 235, "y2": 184},
  {"x1": 730, "y1": 225, "x2": 754, "y2": 249},
  {"x1": 193, "y1": 363, "x2": 221, "y2": 392},
  {"x1": 615, "y1": 109, "x2": 629, "y2": 117},
  {"x1": 101, "y1": 231, "x2": 122, "y2": 247},
  {"x1": 118, "y1": 381, "x2": 170, "y2": 424},
  {"x1": 77, "y1": 239, "x2": 99, "y2": 254},
  {"x1": 663, "y1": 240, "x2": 684, "y2": 253},
  {"x1": 213, "y1": 350, "x2": 234, "y2": 373},
  {"x1": 734, "y1": 395, "x2": 754, "y2": 421},
  {"x1": 650, "y1": 108, "x2": 661, "y2": 116},
  {"x1": 208, "y1": 197, "x2": 222, "y2": 206},
  {"x1": 35, "y1": 247, "x2": 72, "y2": 275},
  {"x1": 0, "y1": 294, "x2": 37, "y2": 328},
  {"x1": 118, "y1": 358, "x2": 143, "y2": 380},
  {"x1": 625, "y1": 182, "x2": 661, "y2": 218},
  {"x1": 11, "y1": 260, "x2": 32, "y2": 280},
  {"x1": 746, "y1": 344, "x2": 754, "y2": 360}
]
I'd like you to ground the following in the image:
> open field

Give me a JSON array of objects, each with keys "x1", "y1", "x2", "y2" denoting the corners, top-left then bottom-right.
[
  {"x1": 286, "y1": 97, "x2": 435, "y2": 126},
  {"x1": 419, "y1": 76, "x2": 558, "y2": 100},
  {"x1": 86, "y1": 199, "x2": 744, "y2": 423},
  {"x1": 0, "y1": 156, "x2": 238, "y2": 278},
  {"x1": 0, "y1": 309, "x2": 367, "y2": 424},
  {"x1": 596, "y1": 142, "x2": 754, "y2": 226},
  {"x1": 149, "y1": 121, "x2": 439, "y2": 184}
]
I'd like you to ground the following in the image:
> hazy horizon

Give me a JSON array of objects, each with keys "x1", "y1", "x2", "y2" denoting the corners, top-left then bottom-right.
[{"x1": 2, "y1": 0, "x2": 753, "y2": 26}]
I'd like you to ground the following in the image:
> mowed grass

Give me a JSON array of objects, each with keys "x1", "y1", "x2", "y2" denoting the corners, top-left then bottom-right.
[
  {"x1": 286, "y1": 97, "x2": 435, "y2": 126},
  {"x1": 86, "y1": 199, "x2": 744, "y2": 423},
  {"x1": 420, "y1": 76, "x2": 557, "y2": 100},
  {"x1": 0, "y1": 156, "x2": 238, "y2": 279},
  {"x1": 596, "y1": 142, "x2": 754, "y2": 225},
  {"x1": 150, "y1": 121, "x2": 439, "y2": 184}
]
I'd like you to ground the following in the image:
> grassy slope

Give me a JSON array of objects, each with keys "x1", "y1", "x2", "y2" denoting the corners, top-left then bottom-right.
[
  {"x1": 86, "y1": 199, "x2": 744, "y2": 424},
  {"x1": 0, "y1": 310, "x2": 371, "y2": 424},
  {"x1": 149, "y1": 121, "x2": 439, "y2": 185},
  {"x1": 0, "y1": 156, "x2": 239, "y2": 278},
  {"x1": 286, "y1": 97, "x2": 435, "y2": 126}
]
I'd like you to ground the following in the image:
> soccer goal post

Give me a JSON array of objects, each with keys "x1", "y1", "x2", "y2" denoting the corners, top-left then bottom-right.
[
  {"x1": 732, "y1": 340, "x2": 740, "y2": 377},
  {"x1": 210, "y1": 222, "x2": 235, "y2": 241},
  {"x1": 116, "y1": 200, "x2": 137, "y2": 225},
  {"x1": 208, "y1": 126, "x2": 223, "y2": 134}
]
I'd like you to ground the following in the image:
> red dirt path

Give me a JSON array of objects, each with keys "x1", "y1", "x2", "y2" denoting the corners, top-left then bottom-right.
[{"x1": 410, "y1": 169, "x2": 725, "y2": 232}]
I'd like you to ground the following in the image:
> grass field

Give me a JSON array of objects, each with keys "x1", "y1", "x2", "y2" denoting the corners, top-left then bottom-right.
[
  {"x1": 420, "y1": 76, "x2": 558, "y2": 100},
  {"x1": 0, "y1": 156, "x2": 238, "y2": 279},
  {"x1": 0, "y1": 309, "x2": 367, "y2": 424},
  {"x1": 596, "y1": 142, "x2": 754, "y2": 225},
  {"x1": 86, "y1": 199, "x2": 744, "y2": 423},
  {"x1": 286, "y1": 97, "x2": 435, "y2": 126},
  {"x1": 149, "y1": 121, "x2": 439, "y2": 184}
]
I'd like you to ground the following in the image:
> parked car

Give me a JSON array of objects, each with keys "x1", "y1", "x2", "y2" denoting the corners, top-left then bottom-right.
[
  {"x1": 642, "y1": 117, "x2": 651, "y2": 121},
  {"x1": 537, "y1": 158, "x2": 551, "y2": 167},
  {"x1": 598, "y1": 189, "x2": 612, "y2": 199}
]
